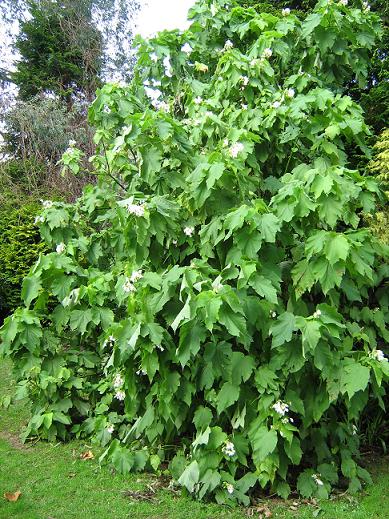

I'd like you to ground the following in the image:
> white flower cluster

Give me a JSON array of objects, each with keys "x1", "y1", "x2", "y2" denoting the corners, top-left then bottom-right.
[
  {"x1": 181, "y1": 43, "x2": 193, "y2": 54},
  {"x1": 282, "y1": 8, "x2": 291, "y2": 16},
  {"x1": 272, "y1": 400, "x2": 289, "y2": 416},
  {"x1": 34, "y1": 215, "x2": 45, "y2": 225},
  {"x1": 113, "y1": 373, "x2": 125, "y2": 401},
  {"x1": 241, "y1": 103, "x2": 248, "y2": 110},
  {"x1": 184, "y1": 226, "x2": 195, "y2": 237},
  {"x1": 154, "y1": 100, "x2": 170, "y2": 112},
  {"x1": 222, "y1": 441, "x2": 236, "y2": 457},
  {"x1": 68, "y1": 139, "x2": 76, "y2": 147},
  {"x1": 282, "y1": 416, "x2": 294, "y2": 424},
  {"x1": 56, "y1": 242, "x2": 66, "y2": 254},
  {"x1": 42, "y1": 200, "x2": 53, "y2": 209},
  {"x1": 362, "y1": 1, "x2": 370, "y2": 11},
  {"x1": 150, "y1": 52, "x2": 158, "y2": 62},
  {"x1": 115, "y1": 390, "x2": 126, "y2": 401},
  {"x1": 240, "y1": 75, "x2": 249, "y2": 86},
  {"x1": 339, "y1": 0, "x2": 348, "y2": 5},
  {"x1": 229, "y1": 142, "x2": 244, "y2": 158},
  {"x1": 312, "y1": 473, "x2": 324, "y2": 486},
  {"x1": 124, "y1": 202, "x2": 146, "y2": 217},
  {"x1": 270, "y1": 311, "x2": 277, "y2": 318},
  {"x1": 106, "y1": 423, "x2": 115, "y2": 434},
  {"x1": 369, "y1": 349, "x2": 387, "y2": 362},
  {"x1": 113, "y1": 373, "x2": 124, "y2": 388},
  {"x1": 272, "y1": 100, "x2": 282, "y2": 109},
  {"x1": 225, "y1": 483, "x2": 234, "y2": 494},
  {"x1": 263, "y1": 47, "x2": 273, "y2": 59},
  {"x1": 136, "y1": 369, "x2": 147, "y2": 376},
  {"x1": 123, "y1": 270, "x2": 143, "y2": 293},
  {"x1": 194, "y1": 96, "x2": 202, "y2": 105},
  {"x1": 223, "y1": 39, "x2": 234, "y2": 51},
  {"x1": 286, "y1": 88, "x2": 295, "y2": 98},
  {"x1": 313, "y1": 309, "x2": 322, "y2": 318},
  {"x1": 103, "y1": 335, "x2": 115, "y2": 349}
]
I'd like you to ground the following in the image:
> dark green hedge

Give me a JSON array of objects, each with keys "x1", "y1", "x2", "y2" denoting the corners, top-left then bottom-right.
[{"x1": 0, "y1": 200, "x2": 48, "y2": 319}]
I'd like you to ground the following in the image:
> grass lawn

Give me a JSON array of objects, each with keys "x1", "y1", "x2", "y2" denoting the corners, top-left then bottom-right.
[{"x1": 0, "y1": 359, "x2": 388, "y2": 519}]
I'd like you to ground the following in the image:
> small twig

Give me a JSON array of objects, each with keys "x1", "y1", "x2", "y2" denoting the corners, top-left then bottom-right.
[{"x1": 101, "y1": 141, "x2": 127, "y2": 190}]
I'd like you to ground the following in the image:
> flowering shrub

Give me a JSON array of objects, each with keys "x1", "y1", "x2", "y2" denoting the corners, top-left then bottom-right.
[{"x1": 1, "y1": 0, "x2": 389, "y2": 504}]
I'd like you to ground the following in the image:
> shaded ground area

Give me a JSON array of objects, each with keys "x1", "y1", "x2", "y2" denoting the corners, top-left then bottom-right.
[{"x1": 0, "y1": 359, "x2": 388, "y2": 519}]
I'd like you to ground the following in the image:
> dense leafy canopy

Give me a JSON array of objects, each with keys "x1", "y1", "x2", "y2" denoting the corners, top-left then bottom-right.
[{"x1": 1, "y1": 0, "x2": 388, "y2": 504}]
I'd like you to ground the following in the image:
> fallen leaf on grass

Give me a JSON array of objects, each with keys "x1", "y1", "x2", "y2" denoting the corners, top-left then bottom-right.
[
  {"x1": 122, "y1": 489, "x2": 159, "y2": 503},
  {"x1": 246, "y1": 505, "x2": 272, "y2": 518},
  {"x1": 80, "y1": 450, "x2": 94, "y2": 460},
  {"x1": 4, "y1": 490, "x2": 22, "y2": 502}
]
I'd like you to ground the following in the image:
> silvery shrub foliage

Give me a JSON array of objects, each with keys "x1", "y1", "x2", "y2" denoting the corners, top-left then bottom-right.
[{"x1": 1, "y1": 0, "x2": 389, "y2": 504}]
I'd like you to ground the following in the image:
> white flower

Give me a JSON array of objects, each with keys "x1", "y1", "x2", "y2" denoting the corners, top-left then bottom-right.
[
  {"x1": 125, "y1": 203, "x2": 145, "y2": 217},
  {"x1": 352, "y1": 424, "x2": 358, "y2": 436},
  {"x1": 152, "y1": 79, "x2": 162, "y2": 87},
  {"x1": 156, "y1": 344, "x2": 165, "y2": 352},
  {"x1": 263, "y1": 48, "x2": 273, "y2": 58},
  {"x1": 229, "y1": 142, "x2": 244, "y2": 158},
  {"x1": 113, "y1": 374, "x2": 124, "y2": 388},
  {"x1": 115, "y1": 390, "x2": 126, "y2": 401},
  {"x1": 250, "y1": 58, "x2": 260, "y2": 67},
  {"x1": 130, "y1": 269, "x2": 143, "y2": 283},
  {"x1": 224, "y1": 39, "x2": 234, "y2": 50},
  {"x1": 370, "y1": 349, "x2": 387, "y2": 362},
  {"x1": 172, "y1": 239, "x2": 178, "y2": 245},
  {"x1": 184, "y1": 226, "x2": 195, "y2": 237},
  {"x1": 56, "y1": 242, "x2": 66, "y2": 254},
  {"x1": 68, "y1": 139, "x2": 76, "y2": 147},
  {"x1": 42, "y1": 200, "x2": 53, "y2": 209},
  {"x1": 103, "y1": 105, "x2": 110, "y2": 113},
  {"x1": 362, "y1": 1, "x2": 370, "y2": 11},
  {"x1": 223, "y1": 138, "x2": 229, "y2": 147},
  {"x1": 194, "y1": 96, "x2": 202, "y2": 105},
  {"x1": 136, "y1": 369, "x2": 147, "y2": 376},
  {"x1": 271, "y1": 311, "x2": 277, "y2": 318},
  {"x1": 313, "y1": 309, "x2": 322, "y2": 318},
  {"x1": 34, "y1": 215, "x2": 45, "y2": 224},
  {"x1": 157, "y1": 101, "x2": 170, "y2": 112},
  {"x1": 339, "y1": 0, "x2": 348, "y2": 5},
  {"x1": 272, "y1": 101, "x2": 282, "y2": 109},
  {"x1": 123, "y1": 277, "x2": 136, "y2": 293},
  {"x1": 181, "y1": 43, "x2": 193, "y2": 54},
  {"x1": 150, "y1": 52, "x2": 158, "y2": 62},
  {"x1": 286, "y1": 88, "x2": 295, "y2": 98},
  {"x1": 106, "y1": 424, "x2": 115, "y2": 434},
  {"x1": 240, "y1": 75, "x2": 249, "y2": 86},
  {"x1": 241, "y1": 103, "x2": 248, "y2": 110},
  {"x1": 312, "y1": 473, "x2": 324, "y2": 486},
  {"x1": 205, "y1": 111, "x2": 213, "y2": 118},
  {"x1": 272, "y1": 400, "x2": 289, "y2": 416},
  {"x1": 226, "y1": 483, "x2": 234, "y2": 494},
  {"x1": 222, "y1": 441, "x2": 236, "y2": 457},
  {"x1": 282, "y1": 8, "x2": 291, "y2": 16}
]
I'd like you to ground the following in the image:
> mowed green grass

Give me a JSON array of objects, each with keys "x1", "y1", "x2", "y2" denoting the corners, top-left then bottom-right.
[{"x1": 0, "y1": 359, "x2": 388, "y2": 519}]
